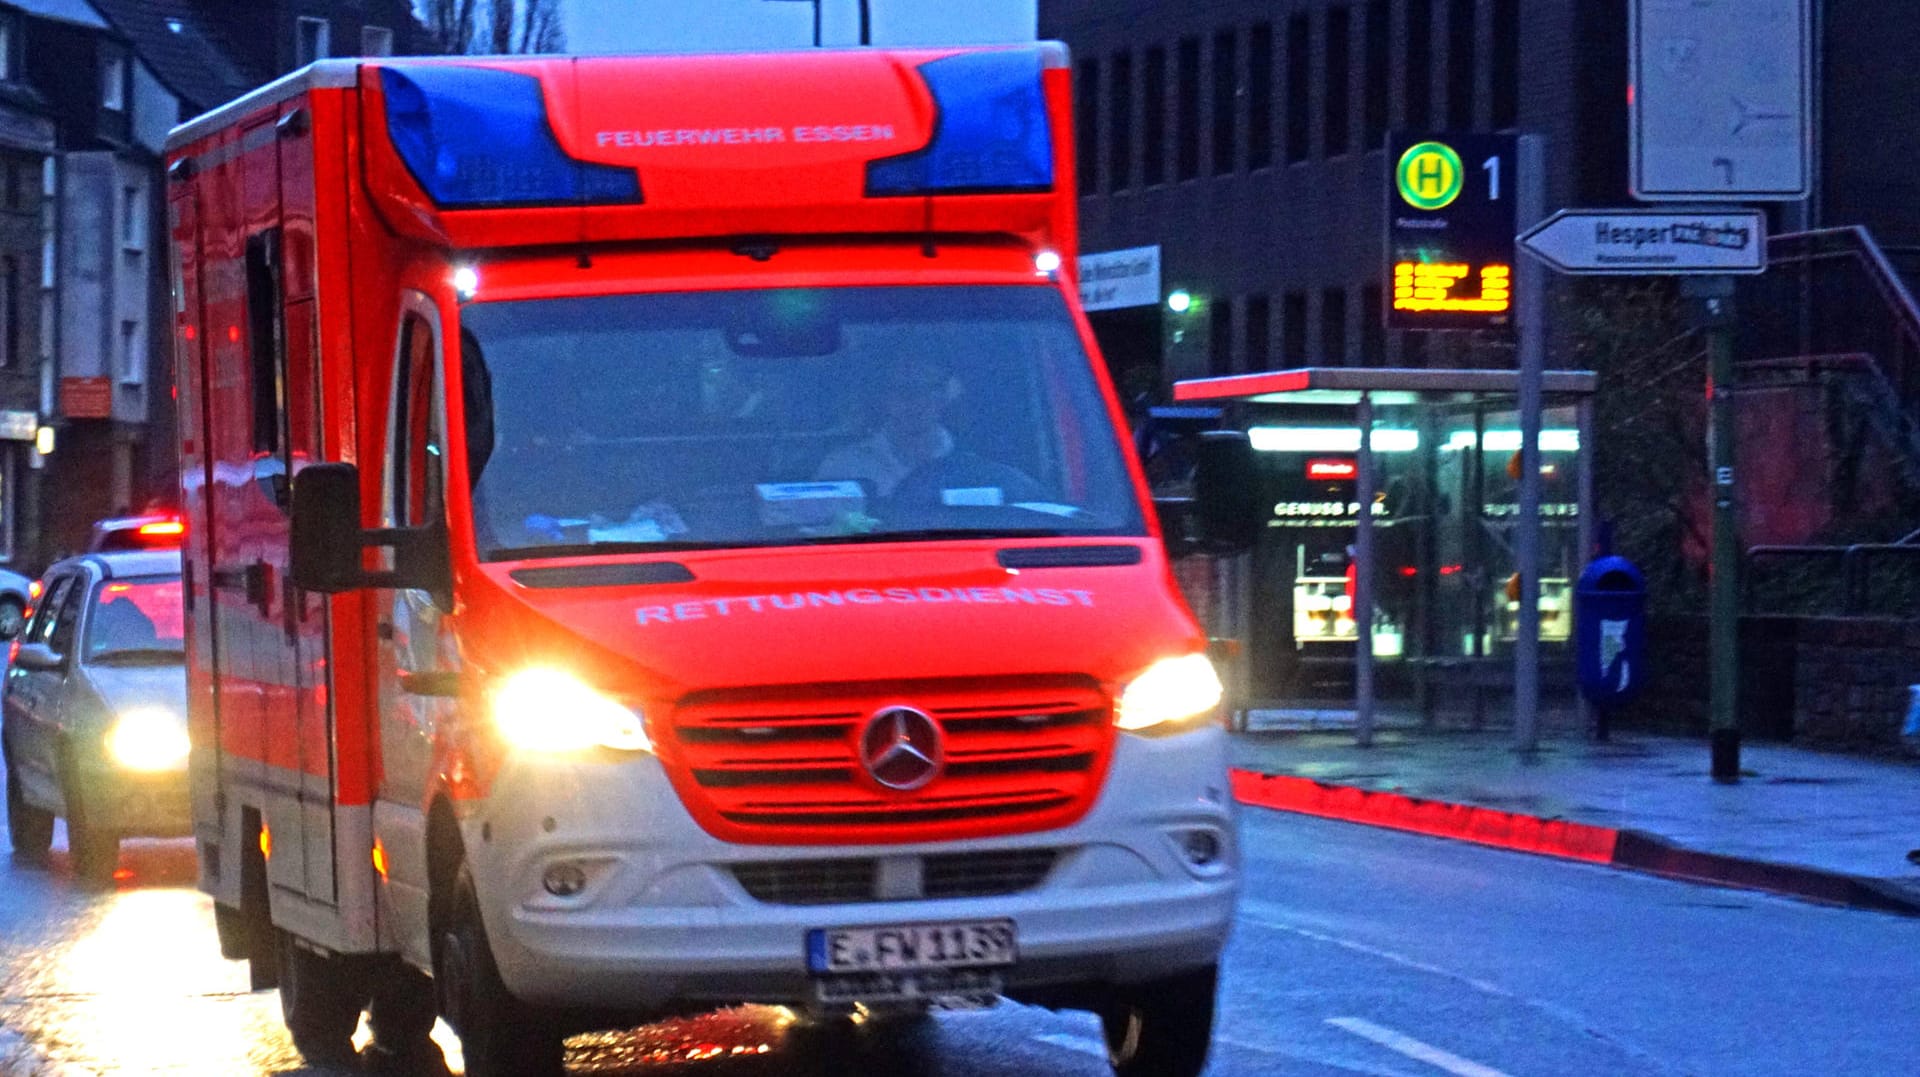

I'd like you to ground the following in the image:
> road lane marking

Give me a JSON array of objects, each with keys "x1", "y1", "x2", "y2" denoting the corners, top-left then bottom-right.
[
  {"x1": 1037, "y1": 1028, "x2": 1414, "y2": 1076},
  {"x1": 1327, "y1": 1017, "x2": 1513, "y2": 1077},
  {"x1": 1238, "y1": 904, "x2": 1515, "y2": 998}
]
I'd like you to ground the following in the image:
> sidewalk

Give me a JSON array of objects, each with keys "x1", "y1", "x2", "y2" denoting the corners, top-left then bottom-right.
[{"x1": 1228, "y1": 727, "x2": 1920, "y2": 914}]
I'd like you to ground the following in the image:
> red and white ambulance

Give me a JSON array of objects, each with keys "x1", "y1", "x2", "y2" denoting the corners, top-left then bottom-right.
[{"x1": 167, "y1": 45, "x2": 1256, "y2": 1076}]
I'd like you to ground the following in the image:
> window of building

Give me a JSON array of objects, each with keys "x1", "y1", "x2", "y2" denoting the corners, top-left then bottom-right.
[
  {"x1": 1325, "y1": 7, "x2": 1352, "y2": 157},
  {"x1": 1492, "y1": 0, "x2": 1519, "y2": 129},
  {"x1": 297, "y1": 17, "x2": 331, "y2": 66},
  {"x1": 1282, "y1": 291, "x2": 1307, "y2": 364},
  {"x1": 100, "y1": 50, "x2": 126, "y2": 112},
  {"x1": 1449, "y1": 0, "x2": 1478, "y2": 130},
  {"x1": 0, "y1": 257, "x2": 14, "y2": 368},
  {"x1": 1360, "y1": 282, "x2": 1384, "y2": 366},
  {"x1": 1076, "y1": 57, "x2": 1100, "y2": 196},
  {"x1": 121, "y1": 185, "x2": 143, "y2": 251},
  {"x1": 1284, "y1": 14, "x2": 1309, "y2": 164},
  {"x1": 1175, "y1": 36, "x2": 1200, "y2": 181},
  {"x1": 1406, "y1": 0, "x2": 1434, "y2": 130},
  {"x1": 362, "y1": 25, "x2": 395, "y2": 57},
  {"x1": 119, "y1": 320, "x2": 140, "y2": 384},
  {"x1": 1209, "y1": 298, "x2": 1234, "y2": 376},
  {"x1": 1109, "y1": 50, "x2": 1134, "y2": 192},
  {"x1": 0, "y1": 14, "x2": 15, "y2": 82},
  {"x1": 1247, "y1": 23, "x2": 1273, "y2": 169},
  {"x1": 1244, "y1": 293, "x2": 1270, "y2": 370},
  {"x1": 1211, "y1": 29, "x2": 1238, "y2": 175},
  {"x1": 1142, "y1": 46, "x2": 1167, "y2": 185},
  {"x1": 1365, "y1": 0, "x2": 1389, "y2": 149},
  {"x1": 1321, "y1": 287, "x2": 1349, "y2": 364}
]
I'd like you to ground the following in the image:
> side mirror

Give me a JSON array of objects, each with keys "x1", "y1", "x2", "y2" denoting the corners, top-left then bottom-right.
[
  {"x1": 12, "y1": 643, "x2": 66, "y2": 673},
  {"x1": 290, "y1": 463, "x2": 366, "y2": 593},
  {"x1": 290, "y1": 462, "x2": 453, "y2": 608},
  {"x1": 1192, "y1": 431, "x2": 1261, "y2": 556}
]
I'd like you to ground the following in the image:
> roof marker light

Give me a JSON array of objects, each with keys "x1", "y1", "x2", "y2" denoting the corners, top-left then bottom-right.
[
  {"x1": 453, "y1": 265, "x2": 480, "y2": 300},
  {"x1": 1035, "y1": 250, "x2": 1062, "y2": 275}
]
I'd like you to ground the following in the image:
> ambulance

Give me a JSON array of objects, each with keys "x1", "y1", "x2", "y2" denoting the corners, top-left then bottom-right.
[{"x1": 166, "y1": 45, "x2": 1256, "y2": 1077}]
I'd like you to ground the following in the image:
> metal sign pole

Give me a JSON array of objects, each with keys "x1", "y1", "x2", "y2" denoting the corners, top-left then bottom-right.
[
  {"x1": 1355, "y1": 391, "x2": 1377, "y2": 748},
  {"x1": 1513, "y1": 136, "x2": 1546, "y2": 752},
  {"x1": 1683, "y1": 275, "x2": 1743, "y2": 782}
]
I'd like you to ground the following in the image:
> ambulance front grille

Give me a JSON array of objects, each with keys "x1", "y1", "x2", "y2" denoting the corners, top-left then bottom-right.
[
  {"x1": 729, "y1": 848, "x2": 1060, "y2": 905},
  {"x1": 667, "y1": 676, "x2": 1112, "y2": 845}
]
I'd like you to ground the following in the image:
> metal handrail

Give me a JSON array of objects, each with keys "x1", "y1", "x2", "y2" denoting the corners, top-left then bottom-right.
[{"x1": 1746, "y1": 542, "x2": 1920, "y2": 615}]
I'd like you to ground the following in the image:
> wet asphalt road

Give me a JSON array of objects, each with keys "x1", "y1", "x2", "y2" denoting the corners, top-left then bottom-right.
[{"x1": 3, "y1": 804, "x2": 1920, "y2": 1076}]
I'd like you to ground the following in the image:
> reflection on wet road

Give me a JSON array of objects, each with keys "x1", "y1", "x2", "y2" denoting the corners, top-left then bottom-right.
[{"x1": 0, "y1": 828, "x2": 1118, "y2": 1077}]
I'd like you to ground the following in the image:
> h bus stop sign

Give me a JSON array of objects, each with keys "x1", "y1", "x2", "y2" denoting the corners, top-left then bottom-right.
[{"x1": 1384, "y1": 132, "x2": 1518, "y2": 331}]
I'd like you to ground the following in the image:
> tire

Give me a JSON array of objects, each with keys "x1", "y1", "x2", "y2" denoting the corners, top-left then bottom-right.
[
  {"x1": 0, "y1": 598, "x2": 24, "y2": 642},
  {"x1": 436, "y1": 865, "x2": 565, "y2": 1077},
  {"x1": 6, "y1": 757, "x2": 53, "y2": 863},
  {"x1": 1097, "y1": 964, "x2": 1219, "y2": 1077},
  {"x1": 58, "y1": 751, "x2": 118, "y2": 886},
  {"x1": 363, "y1": 961, "x2": 448, "y2": 1076},
  {"x1": 276, "y1": 929, "x2": 368, "y2": 1068}
]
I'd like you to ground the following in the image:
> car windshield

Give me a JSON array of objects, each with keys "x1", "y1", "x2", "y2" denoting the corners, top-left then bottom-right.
[
  {"x1": 458, "y1": 285, "x2": 1144, "y2": 560},
  {"x1": 85, "y1": 575, "x2": 185, "y2": 663}
]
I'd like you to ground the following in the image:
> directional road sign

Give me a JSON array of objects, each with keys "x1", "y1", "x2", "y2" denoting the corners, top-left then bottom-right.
[
  {"x1": 1630, "y1": 0, "x2": 1810, "y2": 201},
  {"x1": 1518, "y1": 208, "x2": 1767, "y2": 276}
]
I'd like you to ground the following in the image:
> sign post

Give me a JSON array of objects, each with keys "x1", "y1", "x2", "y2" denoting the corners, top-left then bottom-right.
[{"x1": 1512, "y1": 136, "x2": 1546, "y2": 753}]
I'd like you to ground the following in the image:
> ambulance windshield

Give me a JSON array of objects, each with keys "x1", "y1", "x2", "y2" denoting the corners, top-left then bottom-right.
[{"x1": 458, "y1": 285, "x2": 1145, "y2": 560}]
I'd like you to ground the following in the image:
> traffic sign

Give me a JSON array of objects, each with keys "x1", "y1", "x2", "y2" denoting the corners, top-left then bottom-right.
[
  {"x1": 1518, "y1": 208, "x2": 1767, "y2": 276},
  {"x1": 1384, "y1": 132, "x2": 1518, "y2": 331},
  {"x1": 1630, "y1": 0, "x2": 1810, "y2": 201}
]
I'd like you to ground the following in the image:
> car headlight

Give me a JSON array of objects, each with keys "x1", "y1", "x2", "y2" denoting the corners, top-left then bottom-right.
[
  {"x1": 107, "y1": 708, "x2": 190, "y2": 771},
  {"x1": 1116, "y1": 653, "x2": 1224, "y2": 734},
  {"x1": 490, "y1": 668, "x2": 651, "y2": 753}
]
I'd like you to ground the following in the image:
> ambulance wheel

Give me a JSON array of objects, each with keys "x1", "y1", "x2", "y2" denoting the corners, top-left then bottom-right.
[
  {"x1": 437, "y1": 866, "x2": 565, "y2": 1077},
  {"x1": 1096, "y1": 964, "x2": 1218, "y2": 1077},
  {"x1": 276, "y1": 929, "x2": 367, "y2": 1068},
  {"x1": 58, "y1": 750, "x2": 117, "y2": 886},
  {"x1": 6, "y1": 758, "x2": 53, "y2": 863}
]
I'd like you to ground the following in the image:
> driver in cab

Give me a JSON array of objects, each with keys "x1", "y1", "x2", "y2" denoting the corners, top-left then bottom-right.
[{"x1": 815, "y1": 359, "x2": 956, "y2": 497}]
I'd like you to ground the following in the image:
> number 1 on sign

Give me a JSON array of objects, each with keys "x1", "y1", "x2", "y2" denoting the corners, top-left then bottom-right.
[{"x1": 1483, "y1": 157, "x2": 1501, "y2": 201}]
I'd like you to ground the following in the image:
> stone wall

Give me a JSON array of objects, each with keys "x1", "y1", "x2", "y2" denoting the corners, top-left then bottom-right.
[{"x1": 1620, "y1": 614, "x2": 1920, "y2": 754}]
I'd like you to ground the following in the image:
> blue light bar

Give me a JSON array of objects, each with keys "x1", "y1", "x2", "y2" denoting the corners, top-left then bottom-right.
[
  {"x1": 381, "y1": 66, "x2": 640, "y2": 208},
  {"x1": 866, "y1": 50, "x2": 1054, "y2": 196}
]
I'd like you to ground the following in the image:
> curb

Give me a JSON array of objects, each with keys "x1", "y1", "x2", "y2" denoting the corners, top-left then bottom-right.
[{"x1": 1230, "y1": 769, "x2": 1920, "y2": 917}]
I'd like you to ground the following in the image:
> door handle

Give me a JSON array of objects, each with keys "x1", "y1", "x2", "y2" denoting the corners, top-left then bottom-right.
[{"x1": 212, "y1": 562, "x2": 274, "y2": 616}]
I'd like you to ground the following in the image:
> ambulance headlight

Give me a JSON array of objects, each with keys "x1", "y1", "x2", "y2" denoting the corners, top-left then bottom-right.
[
  {"x1": 1116, "y1": 653, "x2": 1223, "y2": 734},
  {"x1": 491, "y1": 668, "x2": 651, "y2": 753},
  {"x1": 107, "y1": 708, "x2": 190, "y2": 771}
]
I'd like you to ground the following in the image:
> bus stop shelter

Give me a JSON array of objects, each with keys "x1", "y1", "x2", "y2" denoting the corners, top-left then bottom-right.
[{"x1": 1171, "y1": 367, "x2": 1599, "y2": 742}]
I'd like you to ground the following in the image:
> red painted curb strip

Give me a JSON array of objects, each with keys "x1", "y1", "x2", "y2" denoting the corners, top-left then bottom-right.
[{"x1": 1230, "y1": 769, "x2": 1621, "y2": 864}]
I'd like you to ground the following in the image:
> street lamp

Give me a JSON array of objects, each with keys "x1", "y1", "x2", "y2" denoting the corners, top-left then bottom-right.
[{"x1": 759, "y1": 0, "x2": 870, "y2": 46}]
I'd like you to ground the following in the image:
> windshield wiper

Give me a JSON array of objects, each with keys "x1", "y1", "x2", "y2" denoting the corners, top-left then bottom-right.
[
  {"x1": 799, "y1": 528, "x2": 1068, "y2": 545},
  {"x1": 484, "y1": 540, "x2": 751, "y2": 562},
  {"x1": 88, "y1": 647, "x2": 186, "y2": 666}
]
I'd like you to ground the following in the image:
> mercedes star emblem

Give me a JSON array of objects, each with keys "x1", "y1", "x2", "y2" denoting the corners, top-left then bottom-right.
[{"x1": 859, "y1": 706, "x2": 945, "y2": 791}]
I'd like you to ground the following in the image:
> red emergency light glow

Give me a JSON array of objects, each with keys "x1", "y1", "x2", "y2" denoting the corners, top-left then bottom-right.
[
  {"x1": 138, "y1": 520, "x2": 185, "y2": 538},
  {"x1": 1306, "y1": 459, "x2": 1358, "y2": 481}
]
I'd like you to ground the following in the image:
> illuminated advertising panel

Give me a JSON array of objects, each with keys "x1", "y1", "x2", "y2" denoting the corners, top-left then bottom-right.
[{"x1": 1384, "y1": 132, "x2": 1518, "y2": 331}]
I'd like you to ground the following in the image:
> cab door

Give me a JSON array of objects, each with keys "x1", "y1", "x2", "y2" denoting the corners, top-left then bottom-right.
[{"x1": 371, "y1": 295, "x2": 454, "y2": 964}]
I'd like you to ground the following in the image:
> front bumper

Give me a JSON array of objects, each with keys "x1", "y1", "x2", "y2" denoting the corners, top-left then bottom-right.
[
  {"x1": 74, "y1": 763, "x2": 192, "y2": 837},
  {"x1": 463, "y1": 726, "x2": 1239, "y2": 1012}
]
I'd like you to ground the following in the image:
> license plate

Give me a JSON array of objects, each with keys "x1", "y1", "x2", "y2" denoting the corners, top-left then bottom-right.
[{"x1": 807, "y1": 919, "x2": 1017, "y2": 974}]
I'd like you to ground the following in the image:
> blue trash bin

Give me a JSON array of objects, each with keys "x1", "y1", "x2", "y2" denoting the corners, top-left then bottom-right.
[{"x1": 1574, "y1": 557, "x2": 1647, "y2": 735}]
